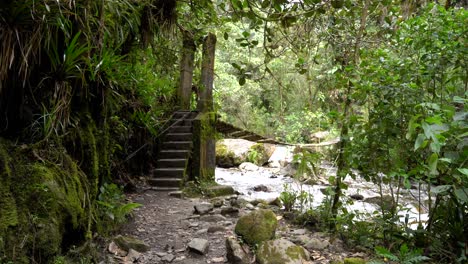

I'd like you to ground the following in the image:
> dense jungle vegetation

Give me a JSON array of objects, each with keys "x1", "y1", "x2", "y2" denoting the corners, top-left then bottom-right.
[{"x1": 0, "y1": 0, "x2": 466, "y2": 263}]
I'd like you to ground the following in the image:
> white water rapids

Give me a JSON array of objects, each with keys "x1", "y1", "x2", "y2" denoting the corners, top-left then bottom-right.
[{"x1": 215, "y1": 146, "x2": 430, "y2": 230}]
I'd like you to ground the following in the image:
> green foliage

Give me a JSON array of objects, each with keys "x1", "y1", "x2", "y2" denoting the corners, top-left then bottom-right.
[
  {"x1": 279, "y1": 183, "x2": 298, "y2": 212},
  {"x1": 370, "y1": 244, "x2": 430, "y2": 264},
  {"x1": 96, "y1": 183, "x2": 141, "y2": 234}
]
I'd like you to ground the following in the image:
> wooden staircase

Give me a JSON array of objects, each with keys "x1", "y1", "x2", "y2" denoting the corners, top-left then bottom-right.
[{"x1": 149, "y1": 111, "x2": 197, "y2": 191}]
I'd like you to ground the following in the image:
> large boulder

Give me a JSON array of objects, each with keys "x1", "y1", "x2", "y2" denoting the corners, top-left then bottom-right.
[
  {"x1": 256, "y1": 238, "x2": 310, "y2": 264},
  {"x1": 216, "y1": 139, "x2": 275, "y2": 167},
  {"x1": 234, "y1": 209, "x2": 278, "y2": 246},
  {"x1": 216, "y1": 139, "x2": 255, "y2": 167}
]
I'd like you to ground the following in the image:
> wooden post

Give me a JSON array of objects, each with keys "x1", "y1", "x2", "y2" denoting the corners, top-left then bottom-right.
[
  {"x1": 197, "y1": 33, "x2": 217, "y2": 112},
  {"x1": 178, "y1": 31, "x2": 196, "y2": 110}
]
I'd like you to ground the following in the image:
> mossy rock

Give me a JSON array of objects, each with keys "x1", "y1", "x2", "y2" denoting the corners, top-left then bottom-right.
[
  {"x1": 363, "y1": 195, "x2": 394, "y2": 211},
  {"x1": 114, "y1": 235, "x2": 149, "y2": 253},
  {"x1": 344, "y1": 257, "x2": 366, "y2": 264},
  {"x1": 206, "y1": 185, "x2": 235, "y2": 197},
  {"x1": 216, "y1": 143, "x2": 241, "y2": 167},
  {"x1": 235, "y1": 209, "x2": 278, "y2": 246},
  {"x1": 256, "y1": 238, "x2": 310, "y2": 264}
]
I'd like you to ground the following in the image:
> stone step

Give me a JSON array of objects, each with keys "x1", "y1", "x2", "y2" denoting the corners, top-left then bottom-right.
[
  {"x1": 153, "y1": 168, "x2": 185, "y2": 178},
  {"x1": 156, "y1": 158, "x2": 187, "y2": 168},
  {"x1": 148, "y1": 177, "x2": 183, "y2": 188},
  {"x1": 168, "y1": 126, "x2": 192, "y2": 133},
  {"x1": 172, "y1": 119, "x2": 193, "y2": 126},
  {"x1": 162, "y1": 141, "x2": 192, "y2": 150},
  {"x1": 159, "y1": 150, "x2": 190, "y2": 159},
  {"x1": 165, "y1": 133, "x2": 192, "y2": 141},
  {"x1": 152, "y1": 187, "x2": 180, "y2": 192}
]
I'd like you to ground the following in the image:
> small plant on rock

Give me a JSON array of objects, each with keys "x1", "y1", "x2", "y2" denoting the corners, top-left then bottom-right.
[{"x1": 279, "y1": 183, "x2": 298, "y2": 212}]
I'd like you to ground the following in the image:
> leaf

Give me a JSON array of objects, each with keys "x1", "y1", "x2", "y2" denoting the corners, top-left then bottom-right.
[
  {"x1": 414, "y1": 133, "x2": 426, "y2": 151},
  {"x1": 239, "y1": 77, "x2": 246, "y2": 86},
  {"x1": 457, "y1": 168, "x2": 468, "y2": 176},
  {"x1": 427, "y1": 153, "x2": 438, "y2": 175},
  {"x1": 375, "y1": 246, "x2": 398, "y2": 261},
  {"x1": 406, "y1": 115, "x2": 421, "y2": 139},
  {"x1": 231, "y1": 63, "x2": 241, "y2": 70},
  {"x1": 454, "y1": 188, "x2": 468, "y2": 204},
  {"x1": 431, "y1": 185, "x2": 451, "y2": 194},
  {"x1": 223, "y1": 32, "x2": 229, "y2": 40}
]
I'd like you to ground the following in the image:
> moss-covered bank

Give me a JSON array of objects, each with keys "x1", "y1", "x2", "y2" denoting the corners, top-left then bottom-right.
[{"x1": 0, "y1": 138, "x2": 92, "y2": 263}]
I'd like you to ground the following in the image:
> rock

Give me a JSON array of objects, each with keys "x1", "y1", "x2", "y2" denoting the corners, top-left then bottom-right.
[
  {"x1": 187, "y1": 238, "x2": 209, "y2": 255},
  {"x1": 350, "y1": 194, "x2": 364, "y2": 201},
  {"x1": 195, "y1": 229, "x2": 208, "y2": 235},
  {"x1": 206, "y1": 185, "x2": 235, "y2": 197},
  {"x1": 226, "y1": 237, "x2": 250, "y2": 264},
  {"x1": 245, "y1": 203, "x2": 255, "y2": 210},
  {"x1": 279, "y1": 163, "x2": 298, "y2": 177},
  {"x1": 216, "y1": 139, "x2": 255, "y2": 167},
  {"x1": 211, "y1": 198, "x2": 224, "y2": 207},
  {"x1": 161, "y1": 253, "x2": 175, "y2": 262},
  {"x1": 364, "y1": 195, "x2": 394, "y2": 210},
  {"x1": 309, "y1": 131, "x2": 330, "y2": 142},
  {"x1": 235, "y1": 209, "x2": 278, "y2": 246},
  {"x1": 256, "y1": 238, "x2": 310, "y2": 264},
  {"x1": 239, "y1": 162, "x2": 259, "y2": 171},
  {"x1": 124, "y1": 249, "x2": 141, "y2": 262},
  {"x1": 268, "y1": 160, "x2": 281, "y2": 168},
  {"x1": 220, "y1": 206, "x2": 239, "y2": 216},
  {"x1": 200, "y1": 214, "x2": 226, "y2": 222},
  {"x1": 250, "y1": 199, "x2": 268, "y2": 206},
  {"x1": 344, "y1": 257, "x2": 366, "y2": 264},
  {"x1": 207, "y1": 225, "x2": 226, "y2": 233},
  {"x1": 291, "y1": 229, "x2": 307, "y2": 236},
  {"x1": 168, "y1": 191, "x2": 183, "y2": 198},
  {"x1": 211, "y1": 257, "x2": 225, "y2": 263},
  {"x1": 108, "y1": 241, "x2": 127, "y2": 257},
  {"x1": 194, "y1": 202, "x2": 214, "y2": 215},
  {"x1": 266, "y1": 197, "x2": 282, "y2": 207},
  {"x1": 304, "y1": 238, "x2": 330, "y2": 250},
  {"x1": 253, "y1": 184, "x2": 270, "y2": 192},
  {"x1": 216, "y1": 139, "x2": 275, "y2": 167},
  {"x1": 113, "y1": 235, "x2": 149, "y2": 253}
]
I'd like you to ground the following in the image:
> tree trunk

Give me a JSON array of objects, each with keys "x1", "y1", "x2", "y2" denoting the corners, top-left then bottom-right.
[
  {"x1": 178, "y1": 31, "x2": 196, "y2": 110},
  {"x1": 198, "y1": 33, "x2": 217, "y2": 112}
]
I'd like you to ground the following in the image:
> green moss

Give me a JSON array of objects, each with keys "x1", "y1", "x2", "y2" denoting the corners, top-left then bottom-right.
[
  {"x1": 215, "y1": 143, "x2": 238, "y2": 167},
  {"x1": 285, "y1": 245, "x2": 308, "y2": 260},
  {"x1": 235, "y1": 209, "x2": 278, "y2": 246},
  {"x1": 344, "y1": 257, "x2": 366, "y2": 264},
  {"x1": 206, "y1": 184, "x2": 235, "y2": 198},
  {"x1": 0, "y1": 139, "x2": 90, "y2": 263},
  {"x1": 256, "y1": 239, "x2": 309, "y2": 264},
  {"x1": 0, "y1": 140, "x2": 19, "y2": 231}
]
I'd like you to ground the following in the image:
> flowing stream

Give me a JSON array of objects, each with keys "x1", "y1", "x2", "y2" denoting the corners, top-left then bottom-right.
[{"x1": 215, "y1": 146, "x2": 430, "y2": 229}]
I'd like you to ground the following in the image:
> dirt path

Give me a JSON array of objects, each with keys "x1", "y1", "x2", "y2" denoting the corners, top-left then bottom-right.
[{"x1": 119, "y1": 188, "x2": 234, "y2": 264}]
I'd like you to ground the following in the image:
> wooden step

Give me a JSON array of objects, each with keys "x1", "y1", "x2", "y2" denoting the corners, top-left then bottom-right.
[
  {"x1": 156, "y1": 158, "x2": 186, "y2": 168},
  {"x1": 162, "y1": 141, "x2": 192, "y2": 150},
  {"x1": 165, "y1": 133, "x2": 192, "y2": 141},
  {"x1": 153, "y1": 168, "x2": 185, "y2": 178},
  {"x1": 159, "y1": 150, "x2": 190, "y2": 159},
  {"x1": 148, "y1": 177, "x2": 182, "y2": 188}
]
